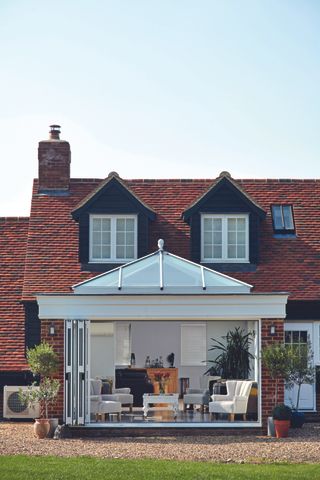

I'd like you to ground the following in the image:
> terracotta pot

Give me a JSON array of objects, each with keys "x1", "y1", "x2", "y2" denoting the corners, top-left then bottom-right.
[
  {"x1": 274, "y1": 419, "x2": 290, "y2": 438},
  {"x1": 34, "y1": 419, "x2": 50, "y2": 439}
]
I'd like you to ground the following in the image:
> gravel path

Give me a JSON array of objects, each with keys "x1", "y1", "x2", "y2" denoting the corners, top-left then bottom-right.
[{"x1": 0, "y1": 422, "x2": 320, "y2": 463}]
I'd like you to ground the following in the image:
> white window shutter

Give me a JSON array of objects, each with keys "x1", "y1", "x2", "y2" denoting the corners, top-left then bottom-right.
[
  {"x1": 115, "y1": 323, "x2": 131, "y2": 365},
  {"x1": 181, "y1": 324, "x2": 206, "y2": 366}
]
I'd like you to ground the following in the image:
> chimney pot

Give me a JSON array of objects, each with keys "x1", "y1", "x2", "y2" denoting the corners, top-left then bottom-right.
[{"x1": 49, "y1": 124, "x2": 61, "y2": 140}]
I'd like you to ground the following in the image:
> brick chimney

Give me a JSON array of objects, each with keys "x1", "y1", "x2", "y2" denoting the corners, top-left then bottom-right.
[{"x1": 38, "y1": 125, "x2": 71, "y2": 193}]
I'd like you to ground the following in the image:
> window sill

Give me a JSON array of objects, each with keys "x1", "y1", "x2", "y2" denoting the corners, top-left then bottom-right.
[
  {"x1": 200, "y1": 263, "x2": 257, "y2": 273},
  {"x1": 81, "y1": 262, "x2": 127, "y2": 272},
  {"x1": 201, "y1": 260, "x2": 249, "y2": 264}
]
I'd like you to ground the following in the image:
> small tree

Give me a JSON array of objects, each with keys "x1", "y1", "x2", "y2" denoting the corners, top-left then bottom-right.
[
  {"x1": 26, "y1": 341, "x2": 59, "y2": 377},
  {"x1": 19, "y1": 341, "x2": 60, "y2": 419},
  {"x1": 21, "y1": 377, "x2": 60, "y2": 419},
  {"x1": 261, "y1": 342, "x2": 292, "y2": 406},
  {"x1": 286, "y1": 342, "x2": 315, "y2": 410}
]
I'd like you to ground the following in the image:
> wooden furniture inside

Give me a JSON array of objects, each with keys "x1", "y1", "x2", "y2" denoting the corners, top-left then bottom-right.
[{"x1": 146, "y1": 368, "x2": 178, "y2": 393}]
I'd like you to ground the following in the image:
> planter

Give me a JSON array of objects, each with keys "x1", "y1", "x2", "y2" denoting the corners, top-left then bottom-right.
[
  {"x1": 274, "y1": 419, "x2": 290, "y2": 438},
  {"x1": 290, "y1": 411, "x2": 305, "y2": 428},
  {"x1": 34, "y1": 418, "x2": 50, "y2": 439},
  {"x1": 267, "y1": 416, "x2": 275, "y2": 437},
  {"x1": 48, "y1": 418, "x2": 59, "y2": 437}
]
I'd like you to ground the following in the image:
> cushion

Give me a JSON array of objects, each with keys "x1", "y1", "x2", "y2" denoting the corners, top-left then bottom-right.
[{"x1": 101, "y1": 380, "x2": 113, "y2": 394}]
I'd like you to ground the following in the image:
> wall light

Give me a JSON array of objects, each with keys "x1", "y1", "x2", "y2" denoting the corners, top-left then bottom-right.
[
  {"x1": 270, "y1": 324, "x2": 276, "y2": 336},
  {"x1": 49, "y1": 323, "x2": 56, "y2": 336}
]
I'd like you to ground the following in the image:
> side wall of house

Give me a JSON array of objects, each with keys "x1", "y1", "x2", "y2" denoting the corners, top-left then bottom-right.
[
  {"x1": 261, "y1": 318, "x2": 284, "y2": 431},
  {"x1": 41, "y1": 319, "x2": 64, "y2": 420}
]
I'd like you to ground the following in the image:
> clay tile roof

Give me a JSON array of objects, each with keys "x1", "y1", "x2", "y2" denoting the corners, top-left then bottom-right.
[
  {"x1": 0, "y1": 217, "x2": 29, "y2": 370},
  {"x1": 20, "y1": 177, "x2": 320, "y2": 302}
]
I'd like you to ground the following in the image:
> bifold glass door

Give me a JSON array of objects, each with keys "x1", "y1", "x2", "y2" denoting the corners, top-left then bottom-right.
[{"x1": 65, "y1": 319, "x2": 90, "y2": 425}]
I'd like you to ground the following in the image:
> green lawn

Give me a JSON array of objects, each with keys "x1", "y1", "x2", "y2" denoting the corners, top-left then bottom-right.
[{"x1": 0, "y1": 456, "x2": 320, "y2": 480}]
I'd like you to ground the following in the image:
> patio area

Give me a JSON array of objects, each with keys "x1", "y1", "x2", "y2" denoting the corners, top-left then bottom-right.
[{"x1": 1, "y1": 422, "x2": 320, "y2": 463}]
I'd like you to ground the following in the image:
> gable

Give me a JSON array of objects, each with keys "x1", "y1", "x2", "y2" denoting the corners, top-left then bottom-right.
[
  {"x1": 72, "y1": 174, "x2": 155, "y2": 221},
  {"x1": 183, "y1": 174, "x2": 266, "y2": 221}
]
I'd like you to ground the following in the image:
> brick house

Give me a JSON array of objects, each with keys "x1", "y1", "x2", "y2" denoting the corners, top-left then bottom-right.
[{"x1": 1, "y1": 125, "x2": 319, "y2": 431}]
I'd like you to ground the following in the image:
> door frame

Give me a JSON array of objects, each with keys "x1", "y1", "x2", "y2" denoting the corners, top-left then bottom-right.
[
  {"x1": 284, "y1": 321, "x2": 316, "y2": 412},
  {"x1": 64, "y1": 319, "x2": 90, "y2": 425}
]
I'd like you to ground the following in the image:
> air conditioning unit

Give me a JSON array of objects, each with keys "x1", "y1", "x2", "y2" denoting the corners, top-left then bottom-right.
[{"x1": 3, "y1": 385, "x2": 40, "y2": 419}]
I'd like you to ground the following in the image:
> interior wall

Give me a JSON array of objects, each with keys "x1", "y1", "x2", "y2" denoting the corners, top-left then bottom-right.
[{"x1": 130, "y1": 321, "x2": 206, "y2": 389}]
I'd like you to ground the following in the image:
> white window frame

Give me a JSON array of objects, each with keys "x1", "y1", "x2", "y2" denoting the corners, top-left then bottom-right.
[
  {"x1": 201, "y1": 213, "x2": 249, "y2": 263},
  {"x1": 89, "y1": 214, "x2": 138, "y2": 263},
  {"x1": 181, "y1": 323, "x2": 207, "y2": 366}
]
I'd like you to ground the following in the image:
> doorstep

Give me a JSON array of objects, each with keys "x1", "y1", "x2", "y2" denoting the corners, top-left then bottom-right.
[{"x1": 66, "y1": 423, "x2": 263, "y2": 438}]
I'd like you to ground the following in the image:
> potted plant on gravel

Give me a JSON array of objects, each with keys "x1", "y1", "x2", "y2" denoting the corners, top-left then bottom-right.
[
  {"x1": 286, "y1": 341, "x2": 315, "y2": 428},
  {"x1": 261, "y1": 342, "x2": 292, "y2": 437},
  {"x1": 272, "y1": 404, "x2": 292, "y2": 438},
  {"x1": 19, "y1": 341, "x2": 60, "y2": 439}
]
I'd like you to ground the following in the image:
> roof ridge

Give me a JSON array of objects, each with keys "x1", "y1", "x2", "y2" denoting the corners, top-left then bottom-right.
[{"x1": 67, "y1": 177, "x2": 320, "y2": 183}]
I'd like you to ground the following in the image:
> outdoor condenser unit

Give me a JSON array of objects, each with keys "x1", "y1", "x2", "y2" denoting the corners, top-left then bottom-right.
[{"x1": 3, "y1": 385, "x2": 40, "y2": 419}]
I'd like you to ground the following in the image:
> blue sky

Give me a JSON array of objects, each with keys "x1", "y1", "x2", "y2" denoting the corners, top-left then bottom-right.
[{"x1": 1, "y1": 0, "x2": 319, "y2": 215}]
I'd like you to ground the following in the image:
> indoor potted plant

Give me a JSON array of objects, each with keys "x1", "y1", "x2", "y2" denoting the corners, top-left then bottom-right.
[
  {"x1": 205, "y1": 327, "x2": 255, "y2": 379},
  {"x1": 261, "y1": 342, "x2": 292, "y2": 436},
  {"x1": 19, "y1": 341, "x2": 60, "y2": 439},
  {"x1": 272, "y1": 403, "x2": 292, "y2": 438},
  {"x1": 286, "y1": 341, "x2": 315, "y2": 428}
]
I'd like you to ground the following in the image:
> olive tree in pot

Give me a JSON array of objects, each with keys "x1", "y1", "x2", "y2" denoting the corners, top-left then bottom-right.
[
  {"x1": 286, "y1": 341, "x2": 315, "y2": 428},
  {"x1": 19, "y1": 341, "x2": 60, "y2": 439},
  {"x1": 261, "y1": 342, "x2": 292, "y2": 437}
]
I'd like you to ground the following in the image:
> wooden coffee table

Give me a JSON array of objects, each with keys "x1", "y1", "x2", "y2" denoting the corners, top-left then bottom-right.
[{"x1": 143, "y1": 393, "x2": 179, "y2": 418}]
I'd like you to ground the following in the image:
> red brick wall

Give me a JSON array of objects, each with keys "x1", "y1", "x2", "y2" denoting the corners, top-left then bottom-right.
[
  {"x1": 261, "y1": 318, "x2": 285, "y2": 431},
  {"x1": 41, "y1": 319, "x2": 64, "y2": 420}
]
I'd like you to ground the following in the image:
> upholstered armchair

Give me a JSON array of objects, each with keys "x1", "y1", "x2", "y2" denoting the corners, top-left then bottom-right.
[
  {"x1": 90, "y1": 379, "x2": 122, "y2": 421},
  {"x1": 91, "y1": 378, "x2": 134, "y2": 412},
  {"x1": 209, "y1": 380, "x2": 253, "y2": 421},
  {"x1": 183, "y1": 376, "x2": 221, "y2": 413}
]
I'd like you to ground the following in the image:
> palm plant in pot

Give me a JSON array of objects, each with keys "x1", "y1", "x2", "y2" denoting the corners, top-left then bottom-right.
[
  {"x1": 205, "y1": 327, "x2": 255, "y2": 379},
  {"x1": 19, "y1": 341, "x2": 60, "y2": 439},
  {"x1": 286, "y1": 341, "x2": 315, "y2": 428}
]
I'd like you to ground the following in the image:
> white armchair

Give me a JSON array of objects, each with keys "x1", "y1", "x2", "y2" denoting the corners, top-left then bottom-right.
[
  {"x1": 93, "y1": 378, "x2": 134, "y2": 412},
  {"x1": 183, "y1": 376, "x2": 221, "y2": 413},
  {"x1": 209, "y1": 380, "x2": 253, "y2": 421},
  {"x1": 90, "y1": 379, "x2": 122, "y2": 421}
]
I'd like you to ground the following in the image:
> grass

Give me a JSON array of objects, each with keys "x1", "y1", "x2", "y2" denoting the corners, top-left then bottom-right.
[{"x1": 0, "y1": 456, "x2": 320, "y2": 480}]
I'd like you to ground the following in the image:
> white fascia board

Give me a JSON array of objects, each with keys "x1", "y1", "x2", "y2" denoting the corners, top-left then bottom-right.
[
  {"x1": 74, "y1": 285, "x2": 251, "y2": 295},
  {"x1": 37, "y1": 294, "x2": 288, "y2": 321}
]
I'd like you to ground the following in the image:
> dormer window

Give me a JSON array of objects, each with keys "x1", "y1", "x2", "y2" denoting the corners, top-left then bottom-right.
[
  {"x1": 271, "y1": 205, "x2": 295, "y2": 234},
  {"x1": 201, "y1": 214, "x2": 249, "y2": 263},
  {"x1": 89, "y1": 214, "x2": 137, "y2": 263}
]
